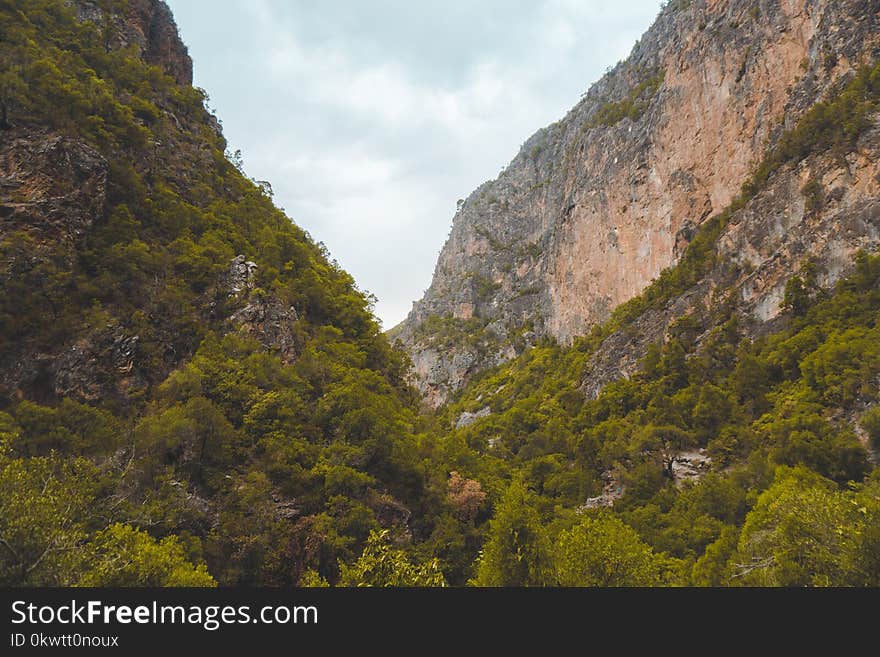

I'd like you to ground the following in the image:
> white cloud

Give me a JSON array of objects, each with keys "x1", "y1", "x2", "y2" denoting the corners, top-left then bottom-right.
[{"x1": 166, "y1": 0, "x2": 663, "y2": 328}]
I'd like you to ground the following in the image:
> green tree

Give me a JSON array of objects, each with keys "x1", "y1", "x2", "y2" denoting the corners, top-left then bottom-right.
[
  {"x1": 204, "y1": 471, "x2": 299, "y2": 586},
  {"x1": 849, "y1": 477, "x2": 880, "y2": 585},
  {"x1": 691, "y1": 526, "x2": 738, "y2": 586},
  {"x1": 551, "y1": 512, "x2": 666, "y2": 586},
  {"x1": 782, "y1": 262, "x2": 818, "y2": 316},
  {"x1": 337, "y1": 530, "x2": 446, "y2": 587},
  {"x1": 472, "y1": 480, "x2": 549, "y2": 586},
  {"x1": 0, "y1": 449, "x2": 95, "y2": 586},
  {"x1": 730, "y1": 467, "x2": 858, "y2": 586},
  {"x1": 80, "y1": 524, "x2": 215, "y2": 587}
]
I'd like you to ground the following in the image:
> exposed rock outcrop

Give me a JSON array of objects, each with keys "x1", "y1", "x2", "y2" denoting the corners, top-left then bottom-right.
[
  {"x1": 73, "y1": 0, "x2": 193, "y2": 85},
  {"x1": 397, "y1": 0, "x2": 880, "y2": 407},
  {"x1": 49, "y1": 324, "x2": 146, "y2": 402},
  {"x1": 455, "y1": 406, "x2": 491, "y2": 429},
  {"x1": 230, "y1": 296, "x2": 301, "y2": 362},
  {"x1": 671, "y1": 450, "x2": 713, "y2": 486},
  {"x1": 0, "y1": 128, "x2": 107, "y2": 244},
  {"x1": 222, "y1": 255, "x2": 258, "y2": 297},
  {"x1": 219, "y1": 255, "x2": 302, "y2": 362},
  {"x1": 580, "y1": 122, "x2": 880, "y2": 400}
]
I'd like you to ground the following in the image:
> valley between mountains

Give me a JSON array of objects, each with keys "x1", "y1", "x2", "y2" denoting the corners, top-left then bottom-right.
[{"x1": 1, "y1": 0, "x2": 880, "y2": 587}]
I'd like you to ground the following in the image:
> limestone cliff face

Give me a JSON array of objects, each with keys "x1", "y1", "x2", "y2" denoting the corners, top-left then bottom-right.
[
  {"x1": 397, "y1": 0, "x2": 880, "y2": 407},
  {"x1": 580, "y1": 123, "x2": 880, "y2": 401}
]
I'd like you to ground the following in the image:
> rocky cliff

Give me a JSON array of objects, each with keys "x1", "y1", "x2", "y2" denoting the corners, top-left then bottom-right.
[
  {"x1": 397, "y1": 0, "x2": 880, "y2": 407},
  {"x1": 74, "y1": 0, "x2": 192, "y2": 85},
  {"x1": 580, "y1": 107, "x2": 880, "y2": 402}
]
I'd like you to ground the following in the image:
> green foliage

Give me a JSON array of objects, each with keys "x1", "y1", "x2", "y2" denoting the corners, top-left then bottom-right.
[
  {"x1": 729, "y1": 467, "x2": 880, "y2": 586},
  {"x1": 0, "y1": 438, "x2": 211, "y2": 586},
  {"x1": 4, "y1": 0, "x2": 880, "y2": 588},
  {"x1": 299, "y1": 569, "x2": 330, "y2": 587},
  {"x1": 11, "y1": 398, "x2": 123, "y2": 457},
  {"x1": 437, "y1": 242, "x2": 880, "y2": 584},
  {"x1": 474, "y1": 226, "x2": 508, "y2": 252},
  {"x1": 414, "y1": 314, "x2": 500, "y2": 356},
  {"x1": 550, "y1": 512, "x2": 669, "y2": 586},
  {"x1": 0, "y1": 0, "x2": 396, "y2": 380},
  {"x1": 468, "y1": 271, "x2": 502, "y2": 300},
  {"x1": 662, "y1": 0, "x2": 693, "y2": 10},
  {"x1": 691, "y1": 526, "x2": 738, "y2": 586},
  {"x1": 782, "y1": 261, "x2": 819, "y2": 316},
  {"x1": 742, "y1": 61, "x2": 880, "y2": 199},
  {"x1": 0, "y1": 450, "x2": 96, "y2": 585},
  {"x1": 0, "y1": 0, "x2": 425, "y2": 588},
  {"x1": 204, "y1": 470, "x2": 303, "y2": 586},
  {"x1": 80, "y1": 523, "x2": 216, "y2": 587},
  {"x1": 802, "y1": 178, "x2": 824, "y2": 214},
  {"x1": 133, "y1": 396, "x2": 239, "y2": 488},
  {"x1": 472, "y1": 480, "x2": 550, "y2": 586},
  {"x1": 800, "y1": 327, "x2": 880, "y2": 406},
  {"x1": 517, "y1": 242, "x2": 543, "y2": 260},
  {"x1": 337, "y1": 530, "x2": 446, "y2": 587}
]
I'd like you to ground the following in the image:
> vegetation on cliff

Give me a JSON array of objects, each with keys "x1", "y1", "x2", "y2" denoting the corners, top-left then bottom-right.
[
  {"x1": 1, "y1": 0, "x2": 879, "y2": 587},
  {"x1": 0, "y1": 0, "x2": 424, "y2": 586},
  {"x1": 412, "y1": 60, "x2": 880, "y2": 585},
  {"x1": 430, "y1": 247, "x2": 880, "y2": 584}
]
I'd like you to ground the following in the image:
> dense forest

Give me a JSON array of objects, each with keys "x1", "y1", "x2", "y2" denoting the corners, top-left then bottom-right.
[{"x1": 1, "y1": 0, "x2": 879, "y2": 587}]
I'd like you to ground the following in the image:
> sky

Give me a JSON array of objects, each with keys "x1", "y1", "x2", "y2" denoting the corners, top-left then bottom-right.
[{"x1": 165, "y1": 0, "x2": 663, "y2": 329}]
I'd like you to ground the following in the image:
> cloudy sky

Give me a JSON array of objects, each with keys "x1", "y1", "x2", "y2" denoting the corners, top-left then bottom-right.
[{"x1": 166, "y1": 0, "x2": 662, "y2": 328}]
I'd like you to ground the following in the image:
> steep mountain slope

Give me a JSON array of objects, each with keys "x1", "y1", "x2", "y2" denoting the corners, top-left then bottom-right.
[
  {"x1": 422, "y1": 57, "x2": 880, "y2": 585},
  {"x1": 0, "y1": 0, "x2": 429, "y2": 586},
  {"x1": 397, "y1": 0, "x2": 880, "y2": 407}
]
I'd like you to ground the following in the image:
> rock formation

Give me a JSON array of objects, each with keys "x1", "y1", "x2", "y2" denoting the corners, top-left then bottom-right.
[
  {"x1": 74, "y1": 0, "x2": 192, "y2": 85},
  {"x1": 0, "y1": 129, "x2": 107, "y2": 245},
  {"x1": 396, "y1": 0, "x2": 880, "y2": 407}
]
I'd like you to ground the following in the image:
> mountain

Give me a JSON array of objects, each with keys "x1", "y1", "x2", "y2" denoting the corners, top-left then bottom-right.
[
  {"x1": 3, "y1": 0, "x2": 880, "y2": 589},
  {"x1": 396, "y1": 0, "x2": 880, "y2": 407},
  {"x1": 0, "y1": 0, "x2": 426, "y2": 586},
  {"x1": 413, "y1": 0, "x2": 880, "y2": 586}
]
